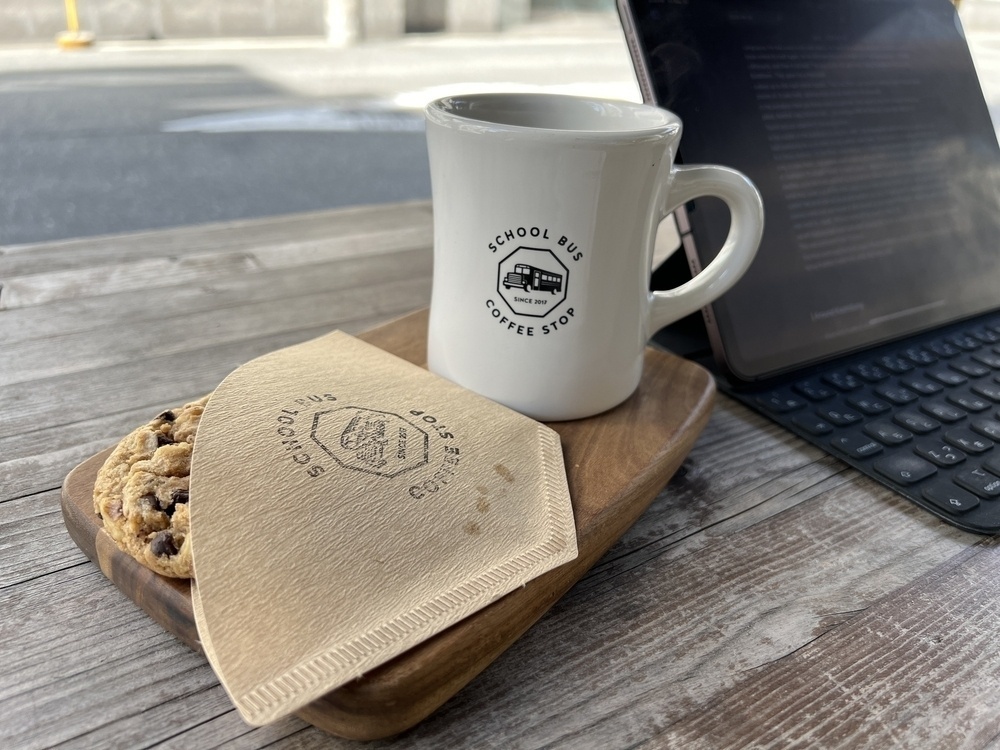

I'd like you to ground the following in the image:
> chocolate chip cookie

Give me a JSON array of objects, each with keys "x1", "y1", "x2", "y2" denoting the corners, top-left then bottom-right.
[{"x1": 93, "y1": 396, "x2": 208, "y2": 578}]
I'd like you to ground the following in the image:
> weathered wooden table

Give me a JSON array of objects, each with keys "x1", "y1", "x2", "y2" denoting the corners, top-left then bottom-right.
[{"x1": 3, "y1": 200, "x2": 999, "y2": 748}]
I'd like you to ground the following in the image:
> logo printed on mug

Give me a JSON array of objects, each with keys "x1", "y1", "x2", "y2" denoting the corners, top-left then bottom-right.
[{"x1": 484, "y1": 226, "x2": 585, "y2": 336}]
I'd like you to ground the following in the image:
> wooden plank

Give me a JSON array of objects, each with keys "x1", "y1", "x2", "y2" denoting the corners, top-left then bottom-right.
[
  {"x1": 0, "y1": 490, "x2": 85, "y2": 589},
  {"x1": 0, "y1": 202, "x2": 432, "y2": 310},
  {"x1": 0, "y1": 330, "x2": 303, "y2": 441},
  {"x1": 577, "y1": 399, "x2": 854, "y2": 596},
  {"x1": 1, "y1": 275, "x2": 432, "y2": 387},
  {"x1": 151, "y1": 711, "x2": 309, "y2": 750},
  {"x1": 0, "y1": 201, "x2": 433, "y2": 276},
  {"x1": 0, "y1": 246, "x2": 432, "y2": 346},
  {"x1": 0, "y1": 564, "x2": 182, "y2": 693},
  {"x1": 0, "y1": 229, "x2": 435, "y2": 310},
  {"x1": 0, "y1": 404, "x2": 198, "y2": 503},
  {"x1": 0, "y1": 567, "x2": 222, "y2": 748},
  {"x1": 0, "y1": 251, "x2": 259, "y2": 310},
  {"x1": 0, "y1": 303, "x2": 422, "y2": 442},
  {"x1": 249, "y1": 225, "x2": 432, "y2": 269},
  {"x1": 651, "y1": 538, "x2": 1000, "y2": 749}
]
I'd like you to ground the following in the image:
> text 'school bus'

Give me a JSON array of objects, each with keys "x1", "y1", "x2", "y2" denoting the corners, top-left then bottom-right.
[{"x1": 503, "y1": 264, "x2": 564, "y2": 294}]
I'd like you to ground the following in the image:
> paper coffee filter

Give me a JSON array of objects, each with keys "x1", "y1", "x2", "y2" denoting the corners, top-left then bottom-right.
[{"x1": 188, "y1": 331, "x2": 577, "y2": 726}]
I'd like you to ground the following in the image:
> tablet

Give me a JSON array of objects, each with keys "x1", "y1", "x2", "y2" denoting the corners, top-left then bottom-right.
[{"x1": 619, "y1": 0, "x2": 1000, "y2": 382}]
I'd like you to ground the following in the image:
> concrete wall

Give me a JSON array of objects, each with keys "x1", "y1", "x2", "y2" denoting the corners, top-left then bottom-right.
[
  {"x1": 0, "y1": 0, "x2": 325, "y2": 40},
  {"x1": 0, "y1": 0, "x2": 535, "y2": 42},
  {"x1": 961, "y1": 0, "x2": 1000, "y2": 32}
]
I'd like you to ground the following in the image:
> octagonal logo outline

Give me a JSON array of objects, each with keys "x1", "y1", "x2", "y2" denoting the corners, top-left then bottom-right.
[
  {"x1": 497, "y1": 246, "x2": 569, "y2": 318},
  {"x1": 310, "y1": 406, "x2": 429, "y2": 478}
]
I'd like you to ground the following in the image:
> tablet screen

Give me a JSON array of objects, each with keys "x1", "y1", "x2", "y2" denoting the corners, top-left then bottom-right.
[{"x1": 624, "y1": 0, "x2": 1000, "y2": 380}]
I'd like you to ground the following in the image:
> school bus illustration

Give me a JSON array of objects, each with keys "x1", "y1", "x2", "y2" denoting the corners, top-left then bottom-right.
[{"x1": 502, "y1": 263, "x2": 564, "y2": 294}]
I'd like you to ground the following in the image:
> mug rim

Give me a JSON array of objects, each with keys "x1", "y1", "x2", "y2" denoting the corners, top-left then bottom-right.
[{"x1": 425, "y1": 92, "x2": 681, "y2": 141}]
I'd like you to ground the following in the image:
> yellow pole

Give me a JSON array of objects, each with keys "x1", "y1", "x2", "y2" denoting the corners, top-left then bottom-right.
[
  {"x1": 64, "y1": 0, "x2": 80, "y2": 33},
  {"x1": 57, "y1": 0, "x2": 95, "y2": 49}
]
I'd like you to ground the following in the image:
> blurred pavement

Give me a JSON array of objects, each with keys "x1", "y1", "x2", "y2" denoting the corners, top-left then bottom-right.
[
  {"x1": 0, "y1": 9, "x2": 996, "y2": 247},
  {"x1": 0, "y1": 12, "x2": 638, "y2": 246}
]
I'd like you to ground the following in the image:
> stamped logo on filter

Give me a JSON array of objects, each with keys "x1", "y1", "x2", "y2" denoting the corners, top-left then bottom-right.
[
  {"x1": 271, "y1": 394, "x2": 462, "y2": 500},
  {"x1": 311, "y1": 407, "x2": 429, "y2": 478}
]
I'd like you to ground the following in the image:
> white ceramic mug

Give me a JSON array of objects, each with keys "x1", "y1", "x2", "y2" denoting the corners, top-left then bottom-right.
[{"x1": 425, "y1": 92, "x2": 764, "y2": 421}]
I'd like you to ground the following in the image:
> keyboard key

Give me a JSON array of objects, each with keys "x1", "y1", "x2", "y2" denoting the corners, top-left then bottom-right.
[
  {"x1": 894, "y1": 411, "x2": 939, "y2": 434},
  {"x1": 926, "y1": 366, "x2": 967, "y2": 387},
  {"x1": 972, "y1": 381, "x2": 1000, "y2": 402},
  {"x1": 875, "y1": 384, "x2": 918, "y2": 405},
  {"x1": 875, "y1": 354, "x2": 913, "y2": 374},
  {"x1": 864, "y1": 421, "x2": 913, "y2": 445},
  {"x1": 972, "y1": 328, "x2": 1000, "y2": 345},
  {"x1": 944, "y1": 428, "x2": 994, "y2": 454},
  {"x1": 946, "y1": 333, "x2": 981, "y2": 351},
  {"x1": 831, "y1": 434, "x2": 883, "y2": 458},
  {"x1": 793, "y1": 379, "x2": 835, "y2": 401},
  {"x1": 926, "y1": 340, "x2": 962, "y2": 358},
  {"x1": 954, "y1": 467, "x2": 1000, "y2": 499},
  {"x1": 900, "y1": 376, "x2": 943, "y2": 395},
  {"x1": 902, "y1": 347, "x2": 937, "y2": 365},
  {"x1": 817, "y1": 405, "x2": 863, "y2": 426},
  {"x1": 850, "y1": 363, "x2": 889, "y2": 382},
  {"x1": 984, "y1": 454, "x2": 1000, "y2": 476},
  {"x1": 971, "y1": 418, "x2": 1000, "y2": 441},
  {"x1": 914, "y1": 439, "x2": 966, "y2": 466},
  {"x1": 792, "y1": 414, "x2": 834, "y2": 436},
  {"x1": 873, "y1": 453, "x2": 936, "y2": 484},
  {"x1": 757, "y1": 391, "x2": 807, "y2": 414},
  {"x1": 922, "y1": 482, "x2": 980, "y2": 514},
  {"x1": 946, "y1": 391, "x2": 991, "y2": 412},
  {"x1": 972, "y1": 350, "x2": 1000, "y2": 368},
  {"x1": 951, "y1": 360, "x2": 991, "y2": 378},
  {"x1": 847, "y1": 395, "x2": 892, "y2": 415},
  {"x1": 823, "y1": 371, "x2": 863, "y2": 391},
  {"x1": 921, "y1": 401, "x2": 966, "y2": 423}
]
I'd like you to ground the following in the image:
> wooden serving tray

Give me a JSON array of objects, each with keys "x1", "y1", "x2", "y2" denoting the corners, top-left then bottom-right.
[{"x1": 61, "y1": 308, "x2": 714, "y2": 740}]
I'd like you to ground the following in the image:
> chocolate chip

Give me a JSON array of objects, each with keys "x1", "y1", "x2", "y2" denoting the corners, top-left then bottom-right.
[
  {"x1": 164, "y1": 489, "x2": 188, "y2": 516},
  {"x1": 158, "y1": 410, "x2": 176, "y2": 422},
  {"x1": 150, "y1": 531, "x2": 178, "y2": 558},
  {"x1": 155, "y1": 433, "x2": 175, "y2": 447}
]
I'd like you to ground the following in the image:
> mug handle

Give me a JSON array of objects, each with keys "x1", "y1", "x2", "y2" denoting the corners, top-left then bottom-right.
[{"x1": 647, "y1": 164, "x2": 764, "y2": 333}]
